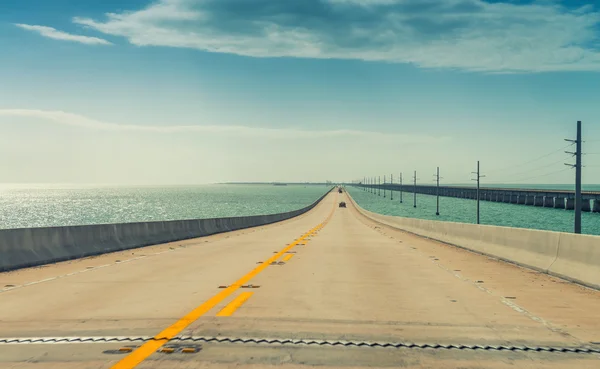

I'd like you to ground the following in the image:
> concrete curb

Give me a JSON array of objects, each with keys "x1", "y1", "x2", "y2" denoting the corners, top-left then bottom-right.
[
  {"x1": 347, "y1": 192, "x2": 600, "y2": 290},
  {"x1": 0, "y1": 188, "x2": 333, "y2": 273}
]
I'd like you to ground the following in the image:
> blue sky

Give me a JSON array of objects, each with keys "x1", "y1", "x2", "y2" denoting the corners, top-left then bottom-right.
[{"x1": 1, "y1": 0, "x2": 599, "y2": 185}]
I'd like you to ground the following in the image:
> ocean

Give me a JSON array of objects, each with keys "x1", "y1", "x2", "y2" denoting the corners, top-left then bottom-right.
[
  {"x1": 2, "y1": 183, "x2": 598, "y2": 236},
  {"x1": 347, "y1": 184, "x2": 600, "y2": 236},
  {"x1": 0, "y1": 184, "x2": 330, "y2": 230}
]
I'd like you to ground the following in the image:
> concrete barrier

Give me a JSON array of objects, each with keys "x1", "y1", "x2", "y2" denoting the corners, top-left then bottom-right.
[
  {"x1": 549, "y1": 233, "x2": 600, "y2": 289},
  {"x1": 0, "y1": 189, "x2": 332, "y2": 272},
  {"x1": 348, "y1": 193, "x2": 600, "y2": 290}
]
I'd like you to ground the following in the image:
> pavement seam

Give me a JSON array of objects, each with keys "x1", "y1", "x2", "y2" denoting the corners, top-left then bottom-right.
[{"x1": 0, "y1": 336, "x2": 598, "y2": 354}]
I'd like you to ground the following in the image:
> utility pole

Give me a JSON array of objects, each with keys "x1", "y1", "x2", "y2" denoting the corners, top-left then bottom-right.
[
  {"x1": 384, "y1": 175, "x2": 386, "y2": 198},
  {"x1": 565, "y1": 121, "x2": 582, "y2": 234},
  {"x1": 399, "y1": 172, "x2": 403, "y2": 203},
  {"x1": 471, "y1": 161, "x2": 485, "y2": 224},
  {"x1": 413, "y1": 171, "x2": 417, "y2": 208},
  {"x1": 433, "y1": 167, "x2": 441, "y2": 216},
  {"x1": 390, "y1": 174, "x2": 394, "y2": 200}
]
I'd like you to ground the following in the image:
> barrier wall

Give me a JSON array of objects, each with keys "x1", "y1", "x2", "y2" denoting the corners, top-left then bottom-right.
[
  {"x1": 348, "y1": 194, "x2": 600, "y2": 290},
  {"x1": 0, "y1": 189, "x2": 332, "y2": 272}
]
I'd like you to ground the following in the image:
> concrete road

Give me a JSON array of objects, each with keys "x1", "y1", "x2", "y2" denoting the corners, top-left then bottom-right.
[{"x1": 0, "y1": 191, "x2": 599, "y2": 369}]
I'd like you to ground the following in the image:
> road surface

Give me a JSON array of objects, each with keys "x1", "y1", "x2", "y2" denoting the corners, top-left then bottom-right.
[{"x1": 0, "y1": 191, "x2": 599, "y2": 368}]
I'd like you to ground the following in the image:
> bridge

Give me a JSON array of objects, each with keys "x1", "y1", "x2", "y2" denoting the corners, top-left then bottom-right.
[
  {"x1": 0, "y1": 189, "x2": 599, "y2": 368},
  {"x1": 359, "y1": 183, "x2": 600, "y2": 212}
]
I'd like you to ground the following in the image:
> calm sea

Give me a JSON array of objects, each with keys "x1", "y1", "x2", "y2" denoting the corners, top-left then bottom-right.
[
  {"x1": 347, "y1": 184, "x2": 600, "y2": 236},
  {"x1": 3, "y1": 183, "x2": 599, "y2": 235},
  {"x1": 0, "y1": 184, "x2": 330, "y2": 230}
]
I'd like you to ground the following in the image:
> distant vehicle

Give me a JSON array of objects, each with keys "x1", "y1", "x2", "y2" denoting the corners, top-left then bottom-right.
[
  {"x1": 339, "y1": 201, "x2": 346, "y2": 208},
  {"x1": 338, "y1": 188, "x2": 343, "y2": 193}
]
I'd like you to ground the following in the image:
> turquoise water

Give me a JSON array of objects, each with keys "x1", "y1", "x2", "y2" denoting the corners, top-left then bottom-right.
[
  {"x1": 347, "y1": 186, "x2": 600, "y2": 236},
  {"x1": 0, "y1": 184, "x2": 330, "y2": 230}
]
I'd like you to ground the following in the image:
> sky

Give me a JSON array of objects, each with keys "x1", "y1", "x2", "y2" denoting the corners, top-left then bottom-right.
[{"x1": 1, "y1": 0, "x2": 599, "y2": 185}]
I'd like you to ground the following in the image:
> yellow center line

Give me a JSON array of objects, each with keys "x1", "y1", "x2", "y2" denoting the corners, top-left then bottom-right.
[
  {"x1": 110, "y1": 194, "x2": 337, "y2": 369},
  {"x1": 216, "y1": 292, "x2": 254, "y2": 317},
  {"x1": 282, "y1": 254, "x2": 294, "y2": 262}
]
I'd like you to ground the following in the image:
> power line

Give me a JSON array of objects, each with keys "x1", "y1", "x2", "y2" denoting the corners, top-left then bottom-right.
[
  {"x1": 501, "y1": 168, "x2": 571, "y2": 184},
  {"x1": 485, "y1": 143, "x2": 574, "y2": 176},
  {"x1": 488, "y1": 157, "x2": 569, "y2": 180}
]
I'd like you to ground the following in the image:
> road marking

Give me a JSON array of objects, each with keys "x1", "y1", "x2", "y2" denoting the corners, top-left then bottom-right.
[
  {"x1": 282, "y1": 254, "x2": 294, "y2": 262},
  {"x1": 428, "y1": 253, "x2": 581, "y2": 342},
  {"x1": 110, "y1": 196, "x2": 335, "y2": 369},
  {"x1": 0, "y1": 250, "x2": 177, "y2": 294},
  {"x1": 216, "y1": 292, "x2": 253, "y2": 316}
]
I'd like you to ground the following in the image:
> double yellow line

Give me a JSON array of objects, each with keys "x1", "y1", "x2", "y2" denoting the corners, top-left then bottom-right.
[{"x1": 110, "y1": 195, "x2": 336, "y2": 369}]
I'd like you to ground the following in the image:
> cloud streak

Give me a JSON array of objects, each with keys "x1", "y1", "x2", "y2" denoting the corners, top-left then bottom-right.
[
  {"x1": 65, "y1": 0, "x2": 600, "y2": 72},
  {"x1": 0, "y1": 109, "x2": 449, "y2": 143},
  {"x1": 15, "y1": 24, "x2": 112, "y2": 45}
]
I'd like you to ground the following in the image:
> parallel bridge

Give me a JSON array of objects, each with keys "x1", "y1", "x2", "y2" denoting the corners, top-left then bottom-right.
[{"x1": 360, "y1": 184, "x2": 600, "y2": 212}]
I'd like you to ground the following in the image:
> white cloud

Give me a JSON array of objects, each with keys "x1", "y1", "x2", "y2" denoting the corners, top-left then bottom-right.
[
  {"x1": 15, "y1": 24, "x2": 112, "y2": 45},
  {"x1": 0, "y1": 109, "x2": 449, "y2": 143},
  {"x1": 65, "y1": 0, "x2": 600, "y2": 72}
]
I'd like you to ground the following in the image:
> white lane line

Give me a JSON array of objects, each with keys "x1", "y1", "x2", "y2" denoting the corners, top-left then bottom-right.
[
  {"x1": 374, "y1": 222, "x2": 577, "y2": 340},
  {"x1": 0, "y1": 248, "x2": 180, "y2": 294},
  {"x1": 428, "y1": 255, "x2": 581, "y2": 342}
]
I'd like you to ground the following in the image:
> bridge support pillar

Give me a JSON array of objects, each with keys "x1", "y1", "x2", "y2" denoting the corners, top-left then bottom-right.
[
  {"x1": 510, "y1": 194, "x2": 518, "y2": 204},
  {"x1": 554, "y1": 197, "x2": 566, "y2": 209},
  {"x1": 543, "y1": 197, "x2": 554, "y2": 207},
  {"x1": 517, "y1": 195, "x2": 526, "y2": 204},
  {"x1": 534, "y1": 196, "x2": 544, "y2": 206},
  {"x1": 525, "y1": 196, "x2": 534, "y2": 205},
  {"x1": 566, "y1": 198, "x2": 575, "y2": 210},
  {"x1": 503, "y1": 193, "x2": 511, "y2": 203},
  {"x1": 582, "y1": 199, "x2": 591, "y2": 212},
  {"x1": 593, "y1": 199, "x2": 600, "y2": 213}
]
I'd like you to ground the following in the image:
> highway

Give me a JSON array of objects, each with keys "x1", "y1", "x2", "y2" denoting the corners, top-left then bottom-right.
[{"x1": 0, "y1": 191, "x2": 599, "y2": 368}]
